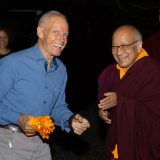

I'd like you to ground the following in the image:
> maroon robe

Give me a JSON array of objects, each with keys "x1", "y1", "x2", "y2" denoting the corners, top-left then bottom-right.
[{"x1": 98, "y1": 56, "x2": 160, "y2": 160}]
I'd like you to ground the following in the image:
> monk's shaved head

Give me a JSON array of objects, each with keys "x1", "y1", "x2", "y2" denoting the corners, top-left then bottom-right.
[{"x1": 112, "y1": 25, "x2": 142, "y2": 42}]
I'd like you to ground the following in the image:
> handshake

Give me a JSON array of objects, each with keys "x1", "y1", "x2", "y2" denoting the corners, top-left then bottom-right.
[{"x1": 70, "y1": 114, "x2": 90, "y2": 135}]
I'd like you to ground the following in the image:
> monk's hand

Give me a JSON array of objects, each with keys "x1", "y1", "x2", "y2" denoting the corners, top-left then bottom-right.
[
  {"x1": 98, "y1": 92, "x2": 117, "y2": 110},
  {"x1": 99, "y1": 109, "x2": 111, "y2": 124},
  {"x1": 71, "y1": 114, "x2": 90, "y2": 135},
  {"x1": 18, "y1": 114, "x2": 36, "y2": 135}
]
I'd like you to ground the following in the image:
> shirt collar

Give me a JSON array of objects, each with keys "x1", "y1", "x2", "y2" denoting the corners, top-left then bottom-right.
[
  {"x1": 32, "y1": 43, "x2": 59, "y2": 70},
  {"x1": 31, "y1": 43, "x2": 45, "y2": 60},
  {"x1": 116, "y1": 48, "x2": 149, "y2": 79},
  {"x1": 51, "y1": 57, "x2": 58, "y2": 70}
]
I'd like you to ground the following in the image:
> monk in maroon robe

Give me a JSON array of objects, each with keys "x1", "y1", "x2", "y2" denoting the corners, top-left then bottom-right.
[{"x1": 98, "y1": 25, "x2": 160, "y2": 160}]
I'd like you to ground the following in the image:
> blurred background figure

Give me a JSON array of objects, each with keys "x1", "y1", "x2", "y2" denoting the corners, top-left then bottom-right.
[{"x1": 0, "y1": 26, "x2": 11, "y2": 58}]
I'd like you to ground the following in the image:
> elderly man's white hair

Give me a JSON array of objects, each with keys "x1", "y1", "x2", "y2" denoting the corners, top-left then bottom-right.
[{"x1": 38, "y1": 10, "x2": 67, "y2": 27}]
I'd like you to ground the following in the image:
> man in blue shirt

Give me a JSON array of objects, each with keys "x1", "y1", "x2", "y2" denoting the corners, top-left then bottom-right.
[{"x1": 0, "y1": 10, "x2": 90, "y2": 160}]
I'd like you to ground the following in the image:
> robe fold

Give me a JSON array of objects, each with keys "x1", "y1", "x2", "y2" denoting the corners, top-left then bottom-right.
[{"x1": 98, "y1": 56, "x2": 160, "y2": 160}]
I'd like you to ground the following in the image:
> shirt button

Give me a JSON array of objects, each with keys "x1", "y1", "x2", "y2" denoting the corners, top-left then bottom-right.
[
  {"x1": 46, "y1": 86, "x2": 48, "y2": 89},
  {"x1": 43, "y1": 101, "x2": 46, "y2": 104}
]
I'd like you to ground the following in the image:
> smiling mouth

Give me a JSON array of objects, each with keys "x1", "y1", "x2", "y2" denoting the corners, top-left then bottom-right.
[
  {"x1": 118, "y1": 55, "x2": 127, "y2": 60},
  {"x1": 53, "y1": 44, "x2": 63, "y2": 48}
]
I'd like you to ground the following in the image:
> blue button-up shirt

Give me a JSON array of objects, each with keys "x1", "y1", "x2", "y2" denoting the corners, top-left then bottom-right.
[{"x1": 0, "y1": 44, "x2": 73, "y2": 132}]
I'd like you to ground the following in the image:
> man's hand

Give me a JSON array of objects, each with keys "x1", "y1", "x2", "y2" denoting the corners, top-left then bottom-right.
[
  {"x1": 99, "y1": 109, "x2": 111, "y2": 124},
  {"x1": 71, "y1": 114, "x2": 90, "y2": 135},
  {"x1": 98, "y1": 92, "x2": 117, "y2": 110},
  {"x1": 18, "y1": 114, "x2": 36, "y2": 135}
]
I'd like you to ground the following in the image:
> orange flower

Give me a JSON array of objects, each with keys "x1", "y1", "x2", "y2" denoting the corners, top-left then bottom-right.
[{"x1": 27, "y1": 116, "x2": 55, "y2": 139}]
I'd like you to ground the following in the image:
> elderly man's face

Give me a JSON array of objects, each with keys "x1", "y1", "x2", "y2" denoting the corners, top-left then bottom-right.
[
  {"x1": 112, "y1": 30, "x2": 141, "y2": 72},
  {"x1": 37, "y1": 15, "x2": 69, "y2": 60}
]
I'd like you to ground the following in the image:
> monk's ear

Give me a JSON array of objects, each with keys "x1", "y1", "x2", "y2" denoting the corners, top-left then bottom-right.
[{"x1": 137, "y1": 40, "x2": 143, "y2": 52}]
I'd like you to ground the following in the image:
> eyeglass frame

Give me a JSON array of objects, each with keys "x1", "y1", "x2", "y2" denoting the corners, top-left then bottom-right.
[{"x1": 112, "y1": 39, "x2": 140, "y2": 52}]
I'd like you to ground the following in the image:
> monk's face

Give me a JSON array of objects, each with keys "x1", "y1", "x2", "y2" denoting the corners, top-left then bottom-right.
[
  {"x1": 37, "y1": 15, "x2": 69, "y2": 60},
  {"x1": 112, "y1": 28, "x2": 141, "y2": 72}
]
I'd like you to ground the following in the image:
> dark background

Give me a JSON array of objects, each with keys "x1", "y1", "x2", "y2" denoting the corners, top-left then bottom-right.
[{"x1": 0, "y1": 0, "x2": 160, "y2": 159}]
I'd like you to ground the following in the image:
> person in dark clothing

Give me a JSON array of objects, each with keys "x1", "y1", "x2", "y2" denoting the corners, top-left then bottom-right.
[{"x1": 98, "y1": 24, "x2": 160, "y2": 160}]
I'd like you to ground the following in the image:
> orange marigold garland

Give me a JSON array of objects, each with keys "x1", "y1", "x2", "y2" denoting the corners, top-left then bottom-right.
[{"x1": 27, "y1": 116, "x2": 55, "y2": 139}]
